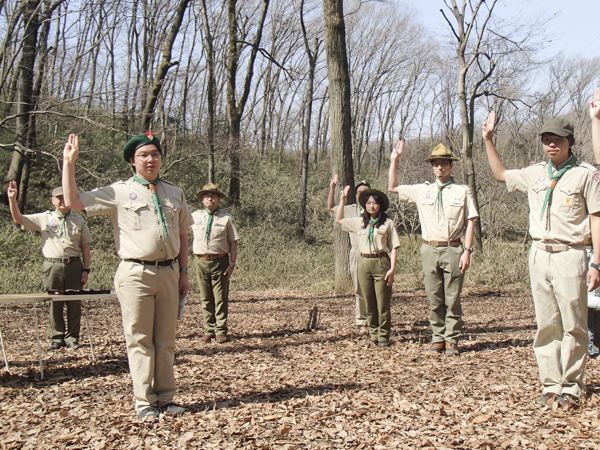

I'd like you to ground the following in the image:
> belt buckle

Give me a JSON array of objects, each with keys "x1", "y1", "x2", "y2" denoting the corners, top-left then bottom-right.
[
  {"x1": 430, "y1": 240, "x2": 439, "y2": 247},
  {"x1": 544, "y1": 244, "x2": 553, "y2": 252}
]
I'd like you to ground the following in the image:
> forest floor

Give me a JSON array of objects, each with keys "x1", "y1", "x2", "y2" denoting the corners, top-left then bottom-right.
[{"x1": 1, "y1": 288, "x2": 600, "y2": 449}]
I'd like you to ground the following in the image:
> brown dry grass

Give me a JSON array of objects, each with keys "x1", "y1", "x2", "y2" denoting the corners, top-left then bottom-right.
[{"x1": 1, "y1": 288, "x2": 600, "y2": 449}]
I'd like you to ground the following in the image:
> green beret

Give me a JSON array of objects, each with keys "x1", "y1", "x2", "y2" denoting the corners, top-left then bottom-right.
[{"x1": 123, "y1": 132, "x2": 162, "y2": 162}]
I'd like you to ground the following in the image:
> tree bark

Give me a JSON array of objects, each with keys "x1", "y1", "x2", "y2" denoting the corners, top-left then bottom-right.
[{"x1": 323, "y1": 0, "x2": 355, "y2": 293}]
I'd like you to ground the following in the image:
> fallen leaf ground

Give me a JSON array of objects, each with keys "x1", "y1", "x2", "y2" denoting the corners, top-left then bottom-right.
[{"x1": 1, "y1": 288, "x2": 600, "y2": 449}]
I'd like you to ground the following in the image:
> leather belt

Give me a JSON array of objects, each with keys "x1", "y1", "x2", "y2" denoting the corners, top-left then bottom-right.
[
  {"x1": 423, "y1": 240, "x2": 461, "y2": 247},
  {"x1": 45, "y1": 256, "x2": 80, "y2": 264},
  {"x1": 532, "y1": 241, "x2": 584, "y2": 253},
  {"x1": 125, "y1": 258, "x2": 175, "y2": 266},
  {"x1": 196, "y1": 253, "x2": 228, "y2": 261},
  {"x1": 360, "y1": 252, "x2": 388, "y2": 258}
]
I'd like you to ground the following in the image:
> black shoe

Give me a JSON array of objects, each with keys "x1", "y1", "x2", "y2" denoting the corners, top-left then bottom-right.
[
  {"x1": 66, "y1": 342, "x2": 82, "y2": 349},
  {"x1": 378, "y1": 341, "x2": 392, "y2": 347},
  {"x1": 161, "y1": 403, "x2": 186, "y2": 415},
  {"x1": 558, "y1": 393, "x2": 580, "y2": 406},
  {"x1": 138, "y1": 406, "x2": 160, "y2": 420},
  {"x1": 536, "y1": 392, "x2": 557, "y2": 405},
  {"x1": 48, "y1": 342, "x2": 64, "y2": 351}
]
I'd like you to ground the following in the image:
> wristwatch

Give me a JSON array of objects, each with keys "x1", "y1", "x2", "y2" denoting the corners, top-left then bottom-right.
[
  {"x1": 82, "y1": 268, "x2": 91, "y2": 273},
  {"x1": 464, "y1": 247, "x2": 474, "y2": 253},
  {"x1": 179, "y1": 266, "x2": 189, "y2": 273},
  {"x1": 591, "y1": 263, "x2": 600, "y2": 271}
]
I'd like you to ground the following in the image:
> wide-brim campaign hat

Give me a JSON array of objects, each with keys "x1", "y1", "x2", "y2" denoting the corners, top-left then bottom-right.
[
  {"x1": 539, "y1": 118, "x2": 574, "y2": 137},
  {"x1": 123, "y1": 132, "x2": 162, "y2": 162},
  {"x1": 358, "y1": 188, "x2": 389, "y2": 212},
  {"x1": 196, "y1": 183, "x2": 226, "y2": 199},
  {"x1": 424, "y1": 143, "x2": 459, "y2": 162}
]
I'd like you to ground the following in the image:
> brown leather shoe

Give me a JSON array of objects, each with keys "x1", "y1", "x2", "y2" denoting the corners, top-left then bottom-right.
[
  {"x1": 423, "y1": 342, "x2": 445, "y2": 354},
  {"x1": 445, "y1": 342, "x2": 460, "y2": 356},
  {"x1": 215, "y1": 335, "x2": 229, "y2": 344},
  {"x1": 200, "y1": 335, "x2": 213, "y2": 343}
]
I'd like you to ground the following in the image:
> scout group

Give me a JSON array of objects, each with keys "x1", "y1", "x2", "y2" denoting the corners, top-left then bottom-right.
[{"x1": 5, "y1": 96, "x2": 600, "y2": 419}]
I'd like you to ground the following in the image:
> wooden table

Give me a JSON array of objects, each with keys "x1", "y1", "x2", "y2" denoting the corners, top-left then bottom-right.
[{"x1": 0, "y1": 292, "x2": 118, "y2": 379}]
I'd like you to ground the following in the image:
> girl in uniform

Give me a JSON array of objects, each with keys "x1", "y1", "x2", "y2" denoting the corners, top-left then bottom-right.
[{"x1": 336, "y1": 186, "x2": 400, "y2": 346}]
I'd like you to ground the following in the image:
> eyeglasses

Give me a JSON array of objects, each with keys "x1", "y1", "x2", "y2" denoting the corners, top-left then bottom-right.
[{"x1": 135, "y1": 152, "x2": 162, "y2": 161}]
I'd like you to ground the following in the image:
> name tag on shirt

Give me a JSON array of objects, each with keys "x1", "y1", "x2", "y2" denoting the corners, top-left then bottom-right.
[
  {"x1": 214, "y1": 224, "x2": 226, "y2": 231},
  {"x1": 451, "y1": 198, "x2": 462, "y2": 206}
]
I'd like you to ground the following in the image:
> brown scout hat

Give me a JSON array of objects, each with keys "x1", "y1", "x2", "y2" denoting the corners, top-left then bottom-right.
[
  {"x1": 52, "y1": 187, "x2": 64, "y2": 197},
  {"x1": 196, "y1": 183, "x2": 226, "y2": 199},
  {"x1": 539, "y1": 118, "x2": 574, "y2": 137},
  {"x1": 424, "y1": 143, "x2": 459, "y2": 162},
  {"x1": 358, "y1": 189, "x2": 390, "y2": 212}
]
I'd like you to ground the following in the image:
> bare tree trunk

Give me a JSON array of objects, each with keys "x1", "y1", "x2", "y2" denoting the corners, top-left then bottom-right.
[
  {"x1": 200, "y1": 0, "x2": 216, "y2": 182},
  {"x1": 323, "y1": 0, "x2": 354, "y2": 292}
]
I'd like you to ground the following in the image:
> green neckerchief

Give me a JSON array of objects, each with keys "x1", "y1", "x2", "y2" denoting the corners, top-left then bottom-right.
[
  {"x1": 133, "y1": 173, "x2": 169, "y2": 238},
  {"x1": 55, "y1": 210, "x2": 70, "y2": 238},
  {"x1": 539, "y1": 155, "x2": 577, "y2": 223},
  {"x1": 205, "y1": 206, "x2": 221, "y2": 242},
  {"x1": 433, "y1": 177, "x2": 455, "y2": 217},
  {"x1": 367, "y1": 217, "x2": 379, "y2": 250}
]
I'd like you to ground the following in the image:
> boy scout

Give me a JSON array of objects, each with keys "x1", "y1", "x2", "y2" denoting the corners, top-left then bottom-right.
[
  {"x1": 328, "y1": 174, "x2": 371, "y2": 333},
  {"x1": 388, "y1": 141, "x2": 478, "y2": 356},
  {"x1": 483, "y1": 112, "x2": 600, "y2": 406},
  {"x1": 190, "y1": 183, "x2": 239, "y2": 343},
  {"x1": 62, "y1": 132, "x2": 194, "y2": 420},
  {"x1": 7, "y1": 183, "x2": 91, "y2": 350}
]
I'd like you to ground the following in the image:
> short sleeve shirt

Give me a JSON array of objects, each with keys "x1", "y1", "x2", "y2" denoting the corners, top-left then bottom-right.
[
  {"x1": 190, "y1": 209, "x2": 240, "y2": 255},
  {"x1": 340, "y1": 217, "x2": 400, "y2": 254},
  {"x1": 79, "y1": 177, "x2": 194, "y2": 260},
  {"x1": 505, "y1": 161, "x2": 600, "y2": 245},
  {"x1": 21, "y1": 211, "x2": 92, "y2": 258},
  {"x1": 394, "y1": 182, "x2": 479, "y2": 241},
  {"x1": 333, "y1": 204, "x2": 362, "y2": 249}
]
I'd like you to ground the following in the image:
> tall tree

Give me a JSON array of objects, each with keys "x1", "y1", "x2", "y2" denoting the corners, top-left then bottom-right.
[{"x1": 323, "y1": 0, "x2": 354, "y2": 292}]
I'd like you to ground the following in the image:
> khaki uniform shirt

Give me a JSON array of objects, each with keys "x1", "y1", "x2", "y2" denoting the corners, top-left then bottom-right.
[
  {"x1": 21, "y1": 211, "x2": 91, "y2": 258},
  {"x1": 505, "y1": 161, "x2": 600, "y2": 245},
  {"x1": 80, "y1": 177, "x2": 193, "y2": 260},
  {"x1": 341, "y1": 217, "x2": 400, "y2": 254},
  {"x1": 190, "y1": 209, "x2": 239, "y2": 255},
  {"x1": 333, "y1": 204, "x2": 362, "y2": 249},
  {"x1": 394, "y1": 182, "x2": 479, "y2": 241}
]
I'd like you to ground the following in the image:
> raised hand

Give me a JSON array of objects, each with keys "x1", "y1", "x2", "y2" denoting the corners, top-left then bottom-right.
[
  {"x1": 330, "y1": 173, "x2": 338, "y2": 188},
  {"x1": 482, "y1": 112, "x2": 496, "y2": 141},
  {"x1": 590, "y1": 88, "x2": 600, "y2": 121},
  {"x1": 7, "y1": 180, "x2": 17, "y2": 200},
  {"x1": 63, "y1": 134, "x2": 79, "y2": 164},
  {"x1": 340, "y1": 185, "x2": 350, "y2": 201},
  {"x1": 391, "y1": 140, "x2": 404, "y2": 160}
]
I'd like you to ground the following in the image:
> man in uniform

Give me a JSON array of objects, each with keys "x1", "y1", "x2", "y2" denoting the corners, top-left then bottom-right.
[
  {"x1": 328, "y1": 175, "x2": 371, "y2": 333},
  {"x1": 62, "y1": 132, "x2": 194, "y2": 420},
  {"x1": 483, "y1": 112, "x2": 600, "y2": 406},
  {"x1": 7, "y1": 183, "x2": 91, "y2": 350},
  {"x1": 190, "y1": 183, "x2": 239, "y2": 344},
  {"x1": 388, "y1": 141, "x2": 478, "y2": 356}
]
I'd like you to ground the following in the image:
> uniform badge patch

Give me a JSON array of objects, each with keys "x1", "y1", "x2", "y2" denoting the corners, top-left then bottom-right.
[
  {"x1": 129, "y1": 193, "x2": 137, "y2": 200},
  {"x1": 425, "y1": 191, "x2": 431, "y2": 199},
  {"x1": 563, "y1": 196, "x2": 574, "y2": 207},
  {"x1": 593, "y1": 171, "x2": 600, "y2": 184},
  {"x1": 451, "y1": 198, "x2": 462, "y2": 206},
  {"x1": 48, "y1": 218, "x2": 55, "y2": 227},
  {"x1": 197, "y1": 217, "x2": 203, "y2": 225},
  {"x1": 538, "y1": 176, "x2": 545, "y2": 183}
]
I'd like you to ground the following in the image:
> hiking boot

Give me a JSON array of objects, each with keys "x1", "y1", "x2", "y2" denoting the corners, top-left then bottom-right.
[
  {"x1": 445, "y1": 342, "x2": 459, "y2": 356},
  {"x1": 138, "y1": 406, "x2": 159, "y2": 420},
  {"x1": 200, "y1": 335, "x2": 213, "y2": 343},
  {"x1": 558, "y1": 393, "x2": 580, "y2": 407},
  {"x1": 66, "y1": 342, "x2": 82, "y2": 349},
  {"x1": 423, "y1": 342, "x2": 445, "y2": 354},
  {"x1": 161, "y1": 403, "x2": 186, "y2": 415},
  {"x1": 536, "y1": 392, "x2": 557, "y2": 405},
  {"x1": 215, "y1": 335, "x2": 229, "y2": 344},
  {"x1": 48, "y1": 342, "x2": 64, "y2": 351},
  {"x1": 378, "y1": 340, "x2": 392, "y2": 348}
]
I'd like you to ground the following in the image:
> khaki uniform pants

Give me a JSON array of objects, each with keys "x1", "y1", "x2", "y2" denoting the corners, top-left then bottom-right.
[
  {"x1": 358, "y1": 255, "x2": 392, "y2": 342},
  {"x1": 421, "y1": 244, "x2": 464, "y2": 344},
  {"x1": 114, "y1": 260, "x2": 179, "y2": 413},
  {"x1": 349, "y1": 248, "x2": 367, "y2": 326},
  {"x1": 529, "y1": 247, "x2": 588, "y2": 397},
  {"x1": 194, "y1": 255, "x2": 230, "y2": 336},
  {"x1": 42, "y1": 259, "x2": 82, "y2": 344}
]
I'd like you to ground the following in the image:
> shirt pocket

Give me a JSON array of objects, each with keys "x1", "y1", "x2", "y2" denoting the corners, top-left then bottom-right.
[
  {"x1": 374, "y1": 227, "x2": 387, "y2": 251},
  {"x1": 162, "y1": 199, "x2": 181, "y2": 229},
  {"x1": 447, "y1": 196, "x2": 465, "y2": 228},
  {"x1": 121, "y1": 201, "x2": 148, "y2": 230},
  {"x1": 558, "y1": 185, "x2": 581, "y2": 214}
]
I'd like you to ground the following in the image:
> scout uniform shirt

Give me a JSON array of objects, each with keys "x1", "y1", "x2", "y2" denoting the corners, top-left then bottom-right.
[
  {"x1": 341, "y1": 218, "x2": 400, "y2": 254},
  {"x1": 333, "y1": 204, "x2": 362, "y2": 250},
  {"x1": 394, "y1": 183, "x2": 478, "y2": 241},
  {"x1": 505, "y1": 161, "x2": 600, "y2": 245},
  {"x1": 21, "y1": 211, "x2": 91, "y2": 258},
  {"x1": 191, "y1": 209, "x2": 239, "y2": 255},
  {"x1": 79, "y1": 177, "x2": 193, "y2": 260}
]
